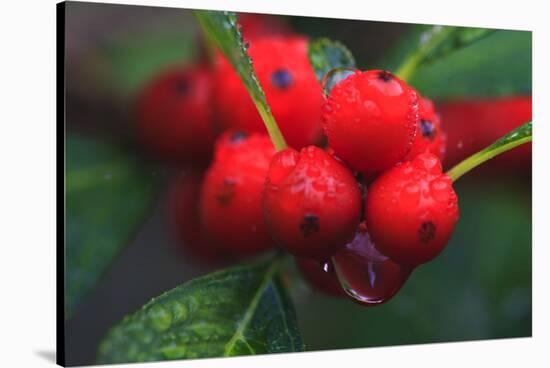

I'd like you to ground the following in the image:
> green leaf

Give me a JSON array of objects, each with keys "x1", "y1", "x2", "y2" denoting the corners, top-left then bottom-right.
[
  {"x1": 96, "y1": 256, "x2": 303, "y2": 364},
  {"x1": 193, "y1": 10, "x2": 287, "y2": 151},
  {"x1": 447, "y1": 121, "x2": 532, "y2": 181},
  {"x1": 66, "y1": 134, "x2": 160, "y2": 318},
  {"x1": 394, "y1": 25, "x2": 495, "y2": 82},
  {"x1": 307, "y1": 38, "x2": 356, "y2": 95},
  {"x1": 381, "y1": 27, "x2": 531, "y2": 97}
]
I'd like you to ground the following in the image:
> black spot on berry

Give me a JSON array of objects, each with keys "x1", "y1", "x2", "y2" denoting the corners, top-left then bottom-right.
[
  {"x1": 216, "y1": 178, "x2": 236, "y2": 207},
  {"x1": 229, "y1": 131, "x2": 248, "y2": 143},
  {"x1": 174, "y1": 79, "x2": 191, "y2": 95},
  {"x1": 420, "y1": 119, "x2": 436, "y2": 140},
  {"x1": 271, "y1": 69, "x2": 293, "y2": 90},
  {"x1": 300, "y1": 213, "x2": 320, "y2": 238},
  {"x1": 418, "y1": 221, "x2": 436, "y2": 243},
  {"x1": 378, "y1": 70, "x2": 393, "y2": 82}
]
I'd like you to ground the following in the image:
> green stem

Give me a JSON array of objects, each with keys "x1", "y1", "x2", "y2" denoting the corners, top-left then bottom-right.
[
  {"x1": 446, "y1": 121, "x2": 532, "y2": 182},
  {"x1": 395, "y1": 26, "x2": 455, "y2": 82},
  {"x1": 255, "y1": 100, "x2": 287, "y2": 152}
]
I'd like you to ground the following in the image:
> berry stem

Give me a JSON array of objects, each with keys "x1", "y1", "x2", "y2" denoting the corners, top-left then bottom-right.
[
  {"x1": 256, "y1": 105, "x2": 288, "y2": 152},
  {"x1": 395, "y1": 26, "x2": 455, "y2": 82},
  {"x1": 446, "y1": 121, "x2": 532, "y2": 182}
]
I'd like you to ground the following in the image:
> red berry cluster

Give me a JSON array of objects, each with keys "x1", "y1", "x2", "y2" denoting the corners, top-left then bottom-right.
[
  {"x1": 136, "y1": 14, "x2": 459, "y2": 306},
  {"x1": 272, "y1": 70, "x2": 458, "y2": 304}
]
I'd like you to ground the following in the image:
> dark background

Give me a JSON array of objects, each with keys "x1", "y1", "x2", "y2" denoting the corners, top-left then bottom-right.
[{"x1": 63, "y1": 2, "x2": 532, "y2": 366}]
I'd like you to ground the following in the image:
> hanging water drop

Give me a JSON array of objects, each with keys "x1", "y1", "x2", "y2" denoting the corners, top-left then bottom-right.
[{"x1": 331, "y1": 229, "x2": 413, "y2": 306}]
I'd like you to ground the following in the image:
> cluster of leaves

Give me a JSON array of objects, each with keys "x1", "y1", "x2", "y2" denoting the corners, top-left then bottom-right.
[{"x1": 65, "y1": 9, "x2": 532, "y2": 364}]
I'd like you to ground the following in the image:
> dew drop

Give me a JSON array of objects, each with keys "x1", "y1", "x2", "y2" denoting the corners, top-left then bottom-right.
[
  {"x1": 170, "y1": 302, "x2": 189, "y2": 323},
  {"x1": 430, "y1": 177, "x2": 451, "y2": 202},
  {"x1": 159, "y1": 342, "x2": 187, "y2": 359},
  {"x1": 138, "y1": 330, "x2": 154, "y2": 345},
  {"x1": 405, "y1": 183, "x2": 420, "y2": 194},
  {"x1": 312, "y1": 179, "x2": 327, "y2": 192},
  {"x1": 325, "y1": 190, "x2": 336, "y2": 200},
  {"x1": 307, "y1": 165, "x2": 321, "y2": 177},
  {"x1": 296, "y1": 258, "x2": 342, "y2": 296},
  {"x1": 290, "y1": 179, "x2": 307, "y2": 194},
  {"x1": 332, "y1": 231, "x2": 412, "y2": 306},
  {"x1": 147, "y1": 305, "x2": 172, "y2": 332}
]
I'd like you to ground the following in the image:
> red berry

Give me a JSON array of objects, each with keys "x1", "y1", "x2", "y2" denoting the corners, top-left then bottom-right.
[
  {"x1": 332, "y1": 226, "x2": 412, "y2": 305},
  {"x1": 366, "y1": 152, "x2": 459, "y2": 266},
  {"x1": 322, "y1": 70, "x2": 419, "y2": 173},
  {"x1": 135, "y1": 65, "x2": 216, "y2": 163},
  {"x1": 237, "y1": 13, "x2": 291, "y2": 41},
  {"x1": 439, "y1": 96, "x2": 532, "y2": 170},
  {"x1": 200, "y1": 131, "x2": 276, "y2": 256},
  {"x1": 263, "y1": 146, "x2": 361, "y2": 261},
  {"x1": 404, "y1": 95, "x2": 446, "y2": 161},
  {"x1": 167, "y1": 171, "x2": 227, "y2": 263},
  {"x1": 296, "y1": 258, "x2": 344, "y2": 297},
  {"x1": 213, "y1": 36, "x2": 324, "y2": 149}
]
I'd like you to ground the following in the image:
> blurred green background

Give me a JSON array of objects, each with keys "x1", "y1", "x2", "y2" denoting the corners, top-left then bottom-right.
[{"x1": 64, "y1": 2, "x2": 531, "y2": 366}]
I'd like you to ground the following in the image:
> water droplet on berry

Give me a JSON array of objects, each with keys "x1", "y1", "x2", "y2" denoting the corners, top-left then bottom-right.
[
  {"x1": 321, "y1": 260, "x2": 335, "y2": 274},
  {"x1": 362, "y1": 100, "x2": 381, "y2": 116},
  {"x1": 307, "y1": 165, "x2": 321, "y2": 177},
  {"x1": 416, "y1": 153, "x2": 440, "y2": 173},
  {"x1": 290, "y1": 179, "x2": 307, "y2": 194},
  {"x1": 401, "y1": 182, "x2": 421, "y2": 206},
  {"x1": 312, "y1": 179, "x2": 327, "y2": 192},
  {"x1": 336, "y1": 181, "x2": 347, "y2": 193},
  {"x1": 402, "y1": 166, "x2": 414, "y2": 176},
  {"x1": 297, "y1": 258, "x2": 342, "y2": 296},
  {"x1": 430, "y1": 177, "x2": 451, "y2": 202},
  {"x1": 332, "y1": 231, "x2": 412, "y2": 306},
  {"x1": 325, "y1": 190, "x2": 337, "y2": 200},
  {"x1": 405, "y1": 183, "x2": 420, "y2": 194}
]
